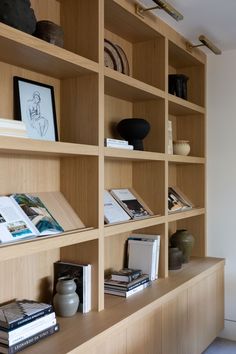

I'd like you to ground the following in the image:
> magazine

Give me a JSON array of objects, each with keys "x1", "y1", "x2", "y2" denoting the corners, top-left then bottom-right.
[
  {"x1": 168, "y1": 187, "x2": 193, "y2": 213},
  {"x1": 110, "y1": 188, "x2": 153, "y2": 219},
  {"x1": 104, "y1": 190, "x2": 131, "y2": 224},
  {"x1": 0, "y1": 194, "x2": 63, "y2": 244}
]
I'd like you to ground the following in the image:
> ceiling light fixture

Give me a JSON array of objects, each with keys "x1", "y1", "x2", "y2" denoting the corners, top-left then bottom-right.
[
  {"x1": 135, "y1": 0, "x2": 183, "y2": 22},
  {"x1": 187, "y1": 35, "x2": 222, "y2": 55}
]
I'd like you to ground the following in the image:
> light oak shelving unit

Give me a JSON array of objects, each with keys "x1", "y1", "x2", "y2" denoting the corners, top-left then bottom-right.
[{"x1": 0, "y1": 1, "x2": 224, "y2": 353}]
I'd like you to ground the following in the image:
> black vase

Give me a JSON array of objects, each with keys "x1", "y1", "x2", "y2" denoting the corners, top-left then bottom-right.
[
  {"x1": 170, "y1": 229, "x2": 195, "y2": 263},
  {"x1": 168, "y1": 74, "x2": 189, "y2": 100},
  {"x1": 116, "y1": 118, "x2": 150, "y2": 150}
]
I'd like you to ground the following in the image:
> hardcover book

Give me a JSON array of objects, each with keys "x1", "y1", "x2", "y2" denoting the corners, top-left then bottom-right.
[
  {"x1": 110, "y1": 188, "x2": 153, "y2": 219},
  {"x1": 129, "y1": 234, "x2": 161, "y2": 279},
  {"x1": 128, "y1": 237, "x2": 160, "y2": 281},
  {"x1": 0, "y1": 300, "x2": 54, "y2": 330},
  {"x1": 53, "y1": 261, "x2": 91, "y2": 313},
  {"x1": 104, "y1": 280, "x2": 150, "y2": 298},
  {"x1": 104, "y1": 190, "x2": 131, "y2": 224},
  {"x1": 104, "y1": 274, "x2": 149, "y2": 291},
  {"x1": 111, "y1": 268, "x2": 142, "y2": 282},
  {"x1": 0, "y1": 324, "x2": 59, "y2": 354}
]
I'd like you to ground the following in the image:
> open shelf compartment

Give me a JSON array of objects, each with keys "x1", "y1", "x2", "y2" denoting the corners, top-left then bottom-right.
[
  {"x1": 104, "y1": 0, "x2": 165, "y2": 90},
  {"x1": 168, "y1": 40, "x2": 205, "y2": 107}
]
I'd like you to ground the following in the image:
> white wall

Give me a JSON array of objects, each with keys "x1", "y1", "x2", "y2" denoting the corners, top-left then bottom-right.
[{"x1": 207, "y1": 50, "x2": 236, "y2": 340}]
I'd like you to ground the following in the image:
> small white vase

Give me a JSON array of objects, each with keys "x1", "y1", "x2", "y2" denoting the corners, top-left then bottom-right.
[{"x1": 173, "y1": 140, "x2": 190, "y2": 156}]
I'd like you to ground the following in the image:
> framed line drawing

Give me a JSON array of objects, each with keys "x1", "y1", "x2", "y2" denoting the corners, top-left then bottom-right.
[{"x1": 14, "y1": 76, "x2": 58, "y2": 141}]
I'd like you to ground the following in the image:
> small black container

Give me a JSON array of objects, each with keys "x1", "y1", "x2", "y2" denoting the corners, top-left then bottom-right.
[
  {"x1": 116, "y1": 118, "x2": 150, "y2": 150},
  {"x1": 168, "y1": 247, "x2": 183, "y2": 270},
  {"x1": 168, "y1": 74, "x2": 189, "y2": 100}
]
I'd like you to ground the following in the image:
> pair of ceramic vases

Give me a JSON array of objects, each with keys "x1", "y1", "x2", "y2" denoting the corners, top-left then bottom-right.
[{"x1": 168, "y1": 229, "x2": 195, "y2": 270}]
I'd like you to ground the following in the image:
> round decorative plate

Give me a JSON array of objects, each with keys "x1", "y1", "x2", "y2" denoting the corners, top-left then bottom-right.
[
  {"x1": 115, "y1": 45, "x2": 130, "y2": 76},
  {"x1": 104, "y1": 47, "x2": 116, "y2": 70},
  {"x1": 104, "y1": 39, "x2": 123, "y2": 73}
]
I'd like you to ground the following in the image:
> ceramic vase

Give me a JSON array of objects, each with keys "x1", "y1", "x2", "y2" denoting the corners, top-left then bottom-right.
[
  {"x1": 168, "y1": 74, "x2": 189, "y2": 100},
  {"x1": 170, "y1": 229, "x2": 195, "y2": 263},
  {"x1": 53, "y1": 277, "x2": 79, "y2": 317},
  {"x1": 116, "y1": 118, "x2": 150, "y2": 150},
  {"x1": 34, "y1": 20, "x2": 64, "y2": 47},
  {"x1": 173, "y1": 140, "x2": 190, "y2": 156},
  {"x1": 168, "y1": 247, "x2": 183, "y2": 270}
]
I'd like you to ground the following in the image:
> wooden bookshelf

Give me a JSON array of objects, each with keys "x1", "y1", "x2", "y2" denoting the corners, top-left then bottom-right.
[{"x1": 0, "y1": 0, "x2": 224, "y2": 353}]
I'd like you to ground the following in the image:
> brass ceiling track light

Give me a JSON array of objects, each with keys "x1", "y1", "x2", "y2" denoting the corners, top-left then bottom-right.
[
  {"x1": 187, "y1": 35, "x2": 222, "y2": 55},
  {"x1": 135, "y1": 0, "x2": 184, "y2": 21}
]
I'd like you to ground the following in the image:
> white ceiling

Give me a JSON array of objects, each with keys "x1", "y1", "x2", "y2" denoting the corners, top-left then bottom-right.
[{"x1": 139, "y1": 0, "x2": 236, "y2": 54}]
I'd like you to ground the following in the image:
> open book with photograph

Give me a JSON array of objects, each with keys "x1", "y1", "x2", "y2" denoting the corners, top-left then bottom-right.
[
  {"x1": 110, "y1": 188, "x2": 153, "y2": 219},
  {"x1": 168, "y1": 186, "x2": 193, "y2": 213},
  {"x1": 0, "y1": 193, "x2": 64, "y2": 244}
]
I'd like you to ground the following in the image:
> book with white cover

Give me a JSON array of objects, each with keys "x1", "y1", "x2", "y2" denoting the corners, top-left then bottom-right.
[
  {"x1": 128, "y1": 238, "x2": 158, "y2": 281},
  {"x1": 104, "y1": 138, "x2": 128, "y2": 145},
  {"x1": 105, "y1": 143, "x2": 134, "y2": 150},
  {"x1": 129, "y1": 234, "x2": 160, "y2": 279},
  {"x1": 110, "y1": 188, "x2": 153, "y2": 219},
  {"x1": 104, "y1": 190, "x2": 131, "y2": 224}
]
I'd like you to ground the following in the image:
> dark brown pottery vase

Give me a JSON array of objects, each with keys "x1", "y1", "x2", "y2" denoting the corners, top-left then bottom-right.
[
  {"x1": 116, "y1": 118, "x2": 150, "y2": 150},
  {"x1": 34, "y1": 20, "x2": 64, "y2": 47},
  {"x1": 170, "y1": 229, "x2": 194, "y2": 263},
  {"x1": 168, "y1": 247, "x2": 183, "y2": 270}
]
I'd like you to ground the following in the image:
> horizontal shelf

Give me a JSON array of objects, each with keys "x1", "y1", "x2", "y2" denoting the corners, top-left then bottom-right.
[
  {"x1": 168, "y1": 94, "x2": 205, "y2": 115},
  {"x1": 22, "y1": 258, "x2": 223, "y2": 354},
  {"x1": 105, "y1": 67, "x2": 165, "y2": 101},
  {"x1": 0, "y1": 227, "x2": 98, "y2": 262},
  {"x1": 104, "y1": 147, "x2": 165, "y2": 161},
  {"x1": 168, "y1": 155, "x2": 205, "y2": 164},
  {"x1": 0, "y1": 23, "x2": 99, "y2": 78},
  {"x1": 0, "y1": 136, "x2": 99, "y2": 157},
  {"x1": 168, "y1": 208, "x2": 205, "y2": 222},
  {"x1": 104, "y1": 215, "x2": 165, "y2": 237}
]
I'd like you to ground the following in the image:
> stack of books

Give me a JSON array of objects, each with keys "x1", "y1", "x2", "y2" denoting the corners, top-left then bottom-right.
[
  {"x1": 0, "y1": 300, "x2": 59, "y2": 353},
  {"x1": 104, "y1": 268, "x2": 150, "y2": 297},
  {"x1": 104, "y1": 138, "x2": 133, "y2": 150},
  {"x1": 0, "y1": 119, "x2": 28, "y2": 138},
  {"x1": 128, "y1": 234, "x2": 161, "y2": 281}
]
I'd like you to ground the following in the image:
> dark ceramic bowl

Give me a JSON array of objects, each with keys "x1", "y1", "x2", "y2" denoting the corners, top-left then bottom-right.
[
  {"x1": 34, "y1": 20, "x2": 64, "y2": 47},
  {"x1": 116, "y1": 118, "x2": 150, "y2": 150}
]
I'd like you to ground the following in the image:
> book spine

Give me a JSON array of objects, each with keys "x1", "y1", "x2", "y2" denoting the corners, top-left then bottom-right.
[
  {"x1": 104, "y1": 138, "x2": 128, "y2": 145},
  {"x1": 3, "y1": 318, "x2": 57, "y2": 346},
  {"x1": 0, "y1": 306, "x2": 54, "y2": 330},
  {"x1": 7, "y1": 324, "x2": 59, "y2": 354},
  {"x1": 126, "y1": 281, "x2": 151, "y2": 298},
  {"x1": 105, "y1": 278, "x2": 150, "y2": 291},
  {"x1": 0, "y1": 313, "x2": 56, "y2": 340}
]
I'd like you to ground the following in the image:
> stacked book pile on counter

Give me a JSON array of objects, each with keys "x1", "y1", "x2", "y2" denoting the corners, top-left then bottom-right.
[
  {"x1": 104, "y1": 138, "x2": 133, "y2": 150},
  {"x1": 0, "y1": 300, "x2": 59, "y2": 353},
  {"x1": 0, "y1": 119, "x2": 28, "y2": 138},
  {"x1": 104, "y1": 268, "x2": 150, "y2": 298}
]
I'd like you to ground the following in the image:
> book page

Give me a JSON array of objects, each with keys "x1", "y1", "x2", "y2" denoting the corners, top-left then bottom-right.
[
  {"x1": 0, "y1": 196, "x2": 37, "y2": 243},
  {"x1": 10, "y1": 194, "x2": 64, "y2": 236}
]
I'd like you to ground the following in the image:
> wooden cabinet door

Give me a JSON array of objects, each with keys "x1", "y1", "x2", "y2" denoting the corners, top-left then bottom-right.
[
  {"x1": 162, "y1": 290, "x2": 189, "y2": 354},
  {"x1": 188, "y1": 268, "x2": 224, "y2": 354},
  {"x1": 126, "y1": 305, "x2": 162, "y2": 354}
]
